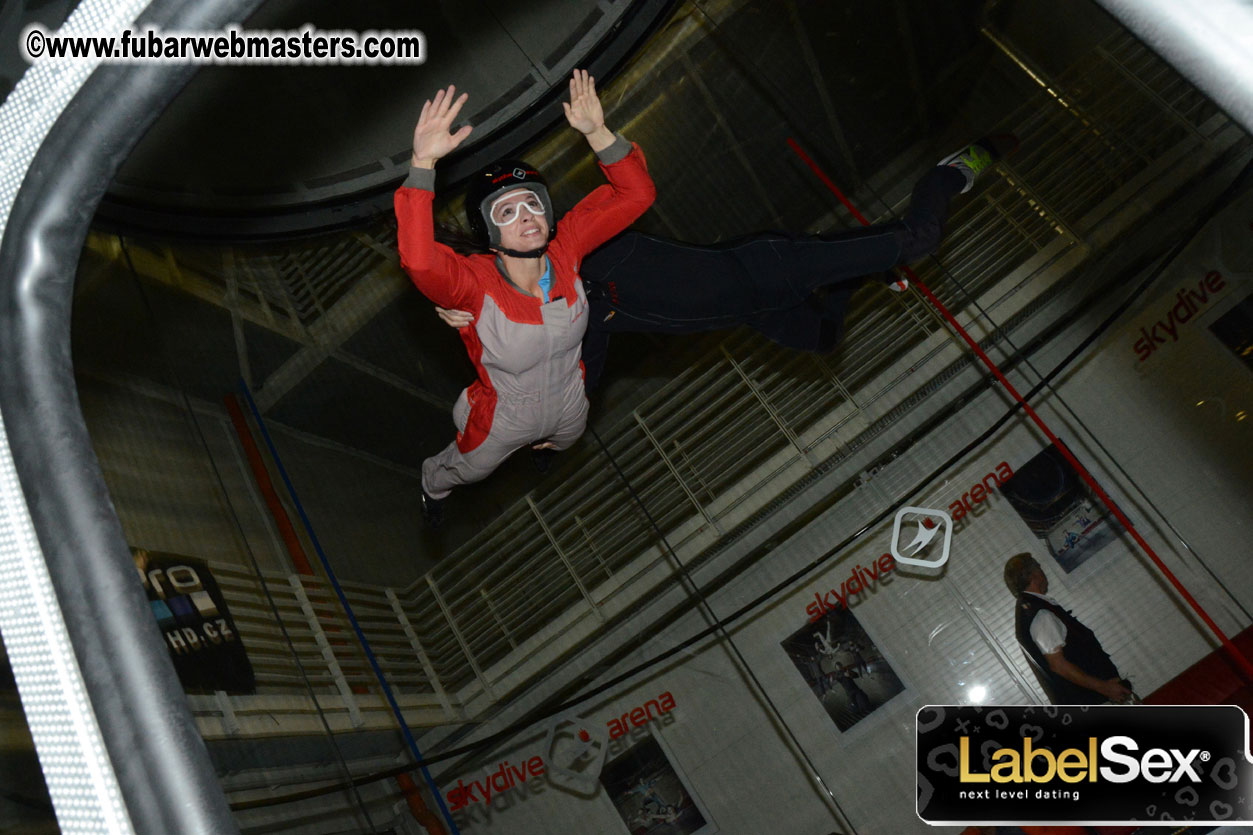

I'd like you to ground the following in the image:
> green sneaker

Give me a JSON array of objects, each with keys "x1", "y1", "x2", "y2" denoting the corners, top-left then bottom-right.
[{"x1": 939, "y1": 133, "x2": 1019, "y2": 193}]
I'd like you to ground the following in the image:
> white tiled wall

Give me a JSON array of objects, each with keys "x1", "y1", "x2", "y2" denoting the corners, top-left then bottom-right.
[{"x1": 427, "y1": 200, "x2": 1253, "y2": 834}]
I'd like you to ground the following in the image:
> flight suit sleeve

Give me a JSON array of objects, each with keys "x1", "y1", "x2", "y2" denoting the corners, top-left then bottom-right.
[
  {"x1": 555, "y1": 136, "x2": 657, "y2": 259},
  {"x1": 395, "y1": 167, "x2": 482, "y2": 310}
]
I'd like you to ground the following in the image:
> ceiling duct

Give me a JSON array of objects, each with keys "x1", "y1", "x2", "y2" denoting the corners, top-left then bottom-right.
[{"x1": 93, "y1": 0, "x2": 676, "y2": 239}]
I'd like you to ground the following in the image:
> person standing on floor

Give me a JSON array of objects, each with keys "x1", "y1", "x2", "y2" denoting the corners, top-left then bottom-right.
[{"x1": 1004, "y1": 552, "x2": 1136, "y2": 704}]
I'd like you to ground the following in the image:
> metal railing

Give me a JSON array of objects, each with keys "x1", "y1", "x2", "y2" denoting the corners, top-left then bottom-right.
[{"x1": 189, "y1": 567, "x2": 458, "y2": 738}]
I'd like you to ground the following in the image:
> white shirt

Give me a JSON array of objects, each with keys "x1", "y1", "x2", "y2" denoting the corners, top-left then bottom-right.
[{"x1": 1022, "y1": 591, "x2": 1067, "y2": 655}]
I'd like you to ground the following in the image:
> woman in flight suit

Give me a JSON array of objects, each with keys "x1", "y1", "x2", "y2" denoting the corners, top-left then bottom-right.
[{"x1": 395, "y1": 71, "x2": 655, "y2": 527}]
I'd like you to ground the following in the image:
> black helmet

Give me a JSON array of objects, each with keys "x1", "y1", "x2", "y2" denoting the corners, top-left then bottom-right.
[{"x1": 465, "y1": 159, "x2": 555, "y2": 257}]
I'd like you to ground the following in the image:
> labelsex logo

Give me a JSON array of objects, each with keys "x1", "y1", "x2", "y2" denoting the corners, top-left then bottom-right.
[
  {"x1": 960, "y1": 736, "x2": 1206, "y2": 785},
  {"x1": 918, "y1": 704, "x2": 1253, "y2": 826}
]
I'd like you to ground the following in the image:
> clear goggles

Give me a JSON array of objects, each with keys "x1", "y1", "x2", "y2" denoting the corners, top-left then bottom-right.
[{"x1": 488, "y1": 191, "x2": 546, "y2": 227}]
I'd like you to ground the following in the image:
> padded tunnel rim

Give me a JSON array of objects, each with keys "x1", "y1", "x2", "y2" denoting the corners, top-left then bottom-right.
[{"x1": 0, "y1": 0, "x2": 262, "y2": 832}]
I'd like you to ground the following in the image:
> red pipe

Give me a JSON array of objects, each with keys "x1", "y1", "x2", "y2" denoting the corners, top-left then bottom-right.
[
  {"x1": 224, "y1": 393, "x2": 316, "y2": 576},
  {"x1": 398, "y1": 773, "x2": 448, "y2": 835},
  {"x1": 224, "y1": 395, "x2": 369, "y2": 691},
  {"x1": 787, "y1": 138, "x2": 1253, "y2": 681}
]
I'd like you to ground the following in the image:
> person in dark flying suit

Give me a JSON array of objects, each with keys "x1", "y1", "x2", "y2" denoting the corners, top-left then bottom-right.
[{"x1": 437, "y1": 135, "x2": 1018, "y2": 390}]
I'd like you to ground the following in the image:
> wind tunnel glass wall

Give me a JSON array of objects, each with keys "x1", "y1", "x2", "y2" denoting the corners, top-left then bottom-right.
[
  {"x1": 1, "y1": 635, "x2": 60, "y2": 833},
  {"x1": 65, "y1": 0, "x2": 1252, "y2": 832}
]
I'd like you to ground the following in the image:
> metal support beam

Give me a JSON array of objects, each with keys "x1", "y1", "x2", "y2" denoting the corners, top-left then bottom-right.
[
  {"x1": 386, "y1": 589, "x2": 457, "y2": 721},
  {"x1": 526, "y1": 497, "x2": 605, "y2": 623},
  {"x1": 720, "y1": 346, "x2": 814, "y2": 465},
  {"x1": 426, "y1": 576, "x2": 496, "y2": 703},
  {"x1": 980, "y1": 25, "x2": 1128, "y2": 163},
  {"x1": 574, "y1": 514, "x2": 615, "y2": 580},
  {"x1": 255, "y1": 261, "x2": 451, "y2": 412},
  {"x1": 480, "y1": 588, "x2": 518, "y2": 648},
  {"x1": 290, "y1": 576, "x2": 364, "y2": 729},
  {"x1": 1094, "y1": 43, "x2": 1208, "y2": 143},
  {"x1": 93, "y1": 234, "x2": 307, "y2": 342},
  {"x1": 633, "y1": 411, "x2": 724, "y2": 535},
  {"x1": 673, "y1": 439, "x2": 716, "y2": 504},
  {"x1": 213, "y1": 690, "x2": 242, "y2": 737},
  {"x1": 223, "y1": 252, "x2": 253, "y2": 389},
  {"x1": 785, "y1": 0, "x2": 862, "y2": 189},
  {"x1": 891, "y1": 0, "x2": 931, "y2": 134},
  {"x1": 680, "y1": 53, "x2": 783, "y2": 228}
]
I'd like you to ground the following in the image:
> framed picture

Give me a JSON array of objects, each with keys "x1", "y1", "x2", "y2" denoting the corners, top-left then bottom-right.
[
  {"x1": 999, "y1": 443, "x2": 1123, "y2": 573},
  {"x1": 1209, "y1": 291, "x2": 1253, "y2": 371},
  {"x1": 781, "y1": 606, "x2": 905, "y2": 732},
  {"x1": 600, "y1": 731, "x2": 714, "y2": 835}
]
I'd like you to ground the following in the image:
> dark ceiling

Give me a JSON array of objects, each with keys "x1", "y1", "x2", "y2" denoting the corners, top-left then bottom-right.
[{"x1": 96, "y1": 0, "x2": 674, "y2": 237}]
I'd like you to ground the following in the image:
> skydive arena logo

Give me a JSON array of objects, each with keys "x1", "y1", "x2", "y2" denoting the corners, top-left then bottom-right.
[
  {"x1": 891, "y1": 507, "x2": 952, "y2": 568},
  {"x1": 917, "y1": 705, "x2": 1253, "y2": 825},
  {"x1": 542, "y1": 711, "x2": 609, "y2": 795}
]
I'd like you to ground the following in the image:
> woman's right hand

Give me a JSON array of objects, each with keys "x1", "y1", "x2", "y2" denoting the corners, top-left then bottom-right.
[
  {"x1": 411, "y1": 85, "x2": 473, "y2": 169},
  {"x1": 435, "y1": 306, "x2": 474, "y2": 328}
]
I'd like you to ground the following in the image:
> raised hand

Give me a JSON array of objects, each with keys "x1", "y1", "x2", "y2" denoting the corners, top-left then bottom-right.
[
  {"x1": 562, "y1": 69, "x2": 604, "y2": 135},
  {"x1": 411, "y1": 85, "x2": 473, "y2": 169}
]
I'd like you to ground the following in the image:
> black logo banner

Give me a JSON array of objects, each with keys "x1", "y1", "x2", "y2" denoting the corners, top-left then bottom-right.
[
  {"x1": 134, "y1": 549, "x2": 256, "y2": 694},
  {"x1": 917, "y1": 705, "x2": 1253, "y2": 825}
]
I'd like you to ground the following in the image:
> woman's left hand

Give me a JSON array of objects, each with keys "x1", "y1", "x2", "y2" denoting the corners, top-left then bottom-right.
[
  {"x1": 562, "y1": 69, "x2": 604, "y2": 135},
  {"x1": 435, "y1": 306, "x2": 474, "y2": 328}
]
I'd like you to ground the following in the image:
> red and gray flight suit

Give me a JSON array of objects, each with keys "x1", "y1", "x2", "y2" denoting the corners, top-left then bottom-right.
[{"x1": 394, "y1": 136, "x2": 655, "y2": 499}]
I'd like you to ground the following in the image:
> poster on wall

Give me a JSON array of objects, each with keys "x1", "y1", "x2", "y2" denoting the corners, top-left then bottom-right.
[
  {"x1": 999, "y1": 443, "x2": 1123, "y2": 573},
  {"x1": 132, "y1": 548, "x2": 256, "y2": 694},
  {"x1": 781, "y1": 605, "x2": 905, "y2": 732},
  {"x1": 601, "y1": 734, "x2": 713, "y2": 835},
  {"x1": 1209, "y1": 291, "x2": 1253, "y2": 371}
]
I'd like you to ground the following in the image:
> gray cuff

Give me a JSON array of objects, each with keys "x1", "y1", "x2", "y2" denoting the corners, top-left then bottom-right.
[
  {"x1": 595, "y1": 133, "x2": 633, "y2": 165},
  {"x1": 404, "y1": 166, "x2": 436, "y2": 190}
]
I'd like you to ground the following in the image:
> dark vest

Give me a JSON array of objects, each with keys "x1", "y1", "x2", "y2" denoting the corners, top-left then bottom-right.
[{"x1": 1015, "y1": 594, "x2": 1119, "y2": 704}]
